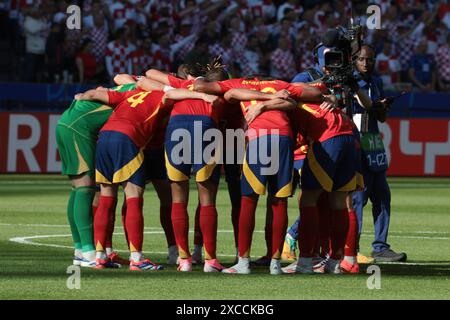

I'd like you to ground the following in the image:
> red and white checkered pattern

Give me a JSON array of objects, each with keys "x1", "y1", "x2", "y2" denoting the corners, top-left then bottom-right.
[
  {"x1": 298, "y1": 50, "x2": 315, "y2": 72},
  {"x1": 130, "y1": 49, "x2": 153, "y2": 76},
  {"x1": 238, "y1": 50, "x2": 260, "y2": 76},
  {"x1": 174, "y1": 34, "x2": 196, "y2": 61},
  {"x1": 231, "y1": 33, "x2": 248, "y2": 52},
  {"x1": 383, "y1": 20, "x2": 399, "y2": 42},
  {"x1": 376, "y1": 52, "x2": 401, "y2": 86},
  {"x1": 208, "y1": 43, "x2": 234, "y2": 66},
  {"x1": 396, "y1": 36, "x2": 420, "y2": 71},
  {"x1": 270, "y1": 48, "x2": 296, "y2": 79},
  {"x1": 152, "y1": 48, "x2": 172, "y2": 72},
  {"x1": 105, "y1": 41, "x2": 136, "y2": 76},
  {"x1": 436, "y1": 45, "x2": 450, "y2": 82},
  {"x1": 86, "y1": 27, "x2": 108, "y2": 62}
]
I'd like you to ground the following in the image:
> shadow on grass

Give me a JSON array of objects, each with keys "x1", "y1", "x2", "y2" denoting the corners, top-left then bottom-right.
[{"x1": 1, "y1": 261, "x2": 450, "y2": 279}]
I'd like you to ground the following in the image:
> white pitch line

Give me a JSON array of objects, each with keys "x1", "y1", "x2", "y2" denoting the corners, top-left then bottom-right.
[
  {"x1": 9, "y1": 231, "x2": 450, "y2": 262},
  {"x1": 7, "y1": 233, "x2": 440, "y2": 264},
  {"x1": 3, "y1": 223, "x2": 450, "y2": 238},
  {"x1": 9, "y1": 232, "x2": 237, "y2": 258}
]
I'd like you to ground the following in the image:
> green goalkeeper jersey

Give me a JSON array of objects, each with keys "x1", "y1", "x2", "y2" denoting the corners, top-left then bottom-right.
[{"x1": 58, "y1": 83, "x2": 136, "y2": 140}]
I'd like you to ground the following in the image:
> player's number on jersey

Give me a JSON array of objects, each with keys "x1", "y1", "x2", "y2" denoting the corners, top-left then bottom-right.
[
  {"x1": 242, "y1": 87, "x2": 277, "y2": 113},
  {"x1": 127, "y1": 92, "x2": 151, "y2": 108}
]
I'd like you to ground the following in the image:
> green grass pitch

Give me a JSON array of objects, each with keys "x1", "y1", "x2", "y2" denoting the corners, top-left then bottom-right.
[{"x1": 0, "y1": 175, "x2": 449, "y2": 300}]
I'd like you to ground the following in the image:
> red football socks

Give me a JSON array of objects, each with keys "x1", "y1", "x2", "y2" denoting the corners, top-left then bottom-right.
[
  {"x1": 105, "y1": 203, "x2": 117, "y2": 250},
  {"x1": 271, "y1": 199, "x2": 288, "y2": 259},
  {"x1": 94, "y1": 196, "x2": 116, "y2": 252},
  {"x1": 238, "y1": 196, "x2": 258, "y2": 257},
  {"x1": 330, "y1": 208, "x2": 349, "y2": 260},
  {"x1": 125, "y1": 197, "x2": 144, "y2": 252},
  {"x1": 344, "y1": 209, "x2": 358, "y2": 257},
  {"x1": 92, "y1": 204, "x2": 98, "y2": 218},
  {"x1": 317, "y1": 192, "x2": 331, "y2": 257},
  {"x1": 171, "y1": 202, "x2": 190, "y2": 258},
  {"x1": 298, "y1": 206, "x2": 319, "y2": 258},
  {"x1": 199, "y1": 205, "x2": 218, "y2": 260}
]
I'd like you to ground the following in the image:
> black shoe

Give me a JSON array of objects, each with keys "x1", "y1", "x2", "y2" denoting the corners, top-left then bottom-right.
[
  {"x1": 250, "y1": 256, "x2": 271, "y2": 266},
  {"x1": 371, "y1": 249, "x2": 407, "y2": 262}
]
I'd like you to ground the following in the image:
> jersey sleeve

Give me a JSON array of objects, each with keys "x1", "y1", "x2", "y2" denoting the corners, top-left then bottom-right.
[
  {"x1": 217, "y1": 79, "x2": 242, "y2": 93},
  {"x1": 108, "y1": 90, "x2": 127, "y2": 106},
  {"x1": 287, "y1": 84, "x2": 303, "y2": 100},
  {"x1": 168, "y1": 74, "x2": 184, "y2": 88}
]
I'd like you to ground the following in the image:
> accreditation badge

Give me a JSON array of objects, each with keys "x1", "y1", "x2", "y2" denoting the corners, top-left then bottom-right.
[{"x1": 360, "y1": 132, "x2": 388, "y2": 172}]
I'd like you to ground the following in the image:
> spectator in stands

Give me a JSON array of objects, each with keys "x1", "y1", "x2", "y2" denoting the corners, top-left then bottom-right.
[
  {"x1": 4, "y1": 0, "x2": 447, "y2": 88},
  {"x1": 408, "y1": 39, "x2": 437, "y2": 92},
  {"x1": 75, "y1": 40, "x2": 98, "y2": 84},
  {"x1": 270, "y1": 37, "x2": 295, "y2": 80},
  {"x1": 436, "y1": 34, "x2": 450, "y2": 92},
  {"x1": 130, "y1": 37, "x2": 153, "y2": 76},
  {"x1": 277, "y1": 0, "x2": 302, "y2": 22},
  {"x1": 229, "y1": 16, "x2": 248, "y2": 52},
  {"x1": 105, "y1": 27, "x2": 136, "y2": 80},
  {"x1": 184, "y1": 36, "x2": 211, "y2": 67},
  {"x1": 109, "y1": 0, "x2": 127, "y2": 31},
  {"x1": 239, "y1": 35, "x2": 262, "y2": 76},
  {"x1": 173, "y1": 20, "x2": 196, "y2": 65},
  {"x1": 209, "y1": 33, "x2": 234, "y2": 67},
  {"x1": 375, "y1": 41, "x2": 401, "y2": 91},
  {"x1": 83, "y1": 2, "x2": 109, "y2": 31},
  {"x1": 396, "y1": 10, "x2": 437, "y2": 81},
  {"x1": 152, "y1": 34, "x2": 173, "y2": 71},
  {"x1": 85, "y1": 13, "x2": 109, "y2": 65},
  {"x1": 52, "y1": 1, "x2": 68, "y2": 25},
  {"x1": 22, "y1": 7, "x2": 50, "y2": 82},
  {"x1": 45, "y1": 22, "x2": 65, "y2": 82}
]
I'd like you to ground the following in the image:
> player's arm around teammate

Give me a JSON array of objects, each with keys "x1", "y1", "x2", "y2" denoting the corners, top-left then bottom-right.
[{"x1": 76, "y1": 86, "x2": 217, "y2": 271}]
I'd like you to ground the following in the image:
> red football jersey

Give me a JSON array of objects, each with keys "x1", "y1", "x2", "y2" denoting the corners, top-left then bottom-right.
[
  {"x1": 217, "y1": 78, "x2": 296, "y2": 139},
  {"x1": 168, "y1": 74, "x2": 195, "y2": 90},
  {"x1": 294, "y1": 102, "x2": 355, "y2": 142},
  {"x1": 167, "y1": 75, "x2": 220, "y2": 122},
  {"x1": 101, "y1": 89, "x2": 171, "y2": 148}
]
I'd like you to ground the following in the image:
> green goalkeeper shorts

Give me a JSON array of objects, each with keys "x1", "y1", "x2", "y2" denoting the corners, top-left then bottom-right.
[{"x1": 56, "y1": 124, "x2": 96, "y2": 178}]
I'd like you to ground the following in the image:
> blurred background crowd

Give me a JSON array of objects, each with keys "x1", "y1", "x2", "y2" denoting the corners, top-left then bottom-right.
[{"x1": 0, "y1": 0, "x2": 449, "y2": 92}]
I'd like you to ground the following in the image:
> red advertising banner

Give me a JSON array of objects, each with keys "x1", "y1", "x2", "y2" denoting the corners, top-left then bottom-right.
[
  {"x1": 380, "y1": 119, "x2": 450, "y2": 176},
  {"x1": 0, "y1": 112, "x2": 61, "y2": 173},
  {"x1": 1, "y1": 112, "x2": 449, "y2": 176}
]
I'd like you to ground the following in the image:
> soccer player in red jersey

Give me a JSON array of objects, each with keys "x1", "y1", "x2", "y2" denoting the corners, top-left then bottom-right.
[
  {"x1": 141, "y1": 62, "x2": 228, "y2": 272},
  {"x1": 195, "y1": 78, "x2": 296, "y2": 274},
  {"x1": 195, "y1": 77, "x2": 330, "y2": 274},
  {"x1": 274, "y1": 84, "x2": 359, "y2": 274},
  {"x1": 113, "y1": 74, "x2": 179, "y2": 265},
  {"x1": 74, "y1": 86, "x2": 216, "y2": 271},
  {"x1": 143, "y1": 65, "x2": 208, "y2": 264}
]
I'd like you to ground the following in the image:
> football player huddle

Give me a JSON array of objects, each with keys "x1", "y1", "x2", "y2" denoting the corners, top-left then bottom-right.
[{"x1": 57, "y1": 53, "x2": 368, "y2": 275}]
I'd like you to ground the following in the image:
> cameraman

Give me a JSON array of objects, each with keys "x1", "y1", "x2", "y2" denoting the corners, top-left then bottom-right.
[{"x1": 352, "y1": 45, "x2": 407, "y2": 262}]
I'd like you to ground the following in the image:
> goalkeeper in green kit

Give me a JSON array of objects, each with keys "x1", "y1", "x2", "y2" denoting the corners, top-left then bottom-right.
[{"x1": 56, "y1": 82, "x2": 137, "y2": 267}]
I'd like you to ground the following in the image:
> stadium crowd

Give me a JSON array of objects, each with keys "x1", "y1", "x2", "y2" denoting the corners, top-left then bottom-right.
[{"x1": 1, "y1": 0, "x2": 449, "y2": 92}]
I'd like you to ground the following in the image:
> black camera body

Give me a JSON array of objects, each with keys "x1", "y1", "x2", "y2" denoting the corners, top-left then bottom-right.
[
  {"x1": 322, "y1": 24, "x2": 362, "y2": 71},
  {"x1": 319, "y1": 23, "x2": 363, "y2": 111}
]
